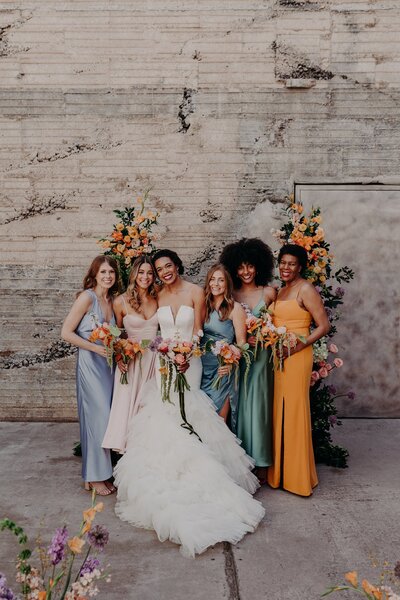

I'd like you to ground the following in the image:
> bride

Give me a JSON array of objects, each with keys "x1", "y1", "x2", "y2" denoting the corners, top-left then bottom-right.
[{"x1": 114, "y1": 249, "x2": 265, "y2": 557}]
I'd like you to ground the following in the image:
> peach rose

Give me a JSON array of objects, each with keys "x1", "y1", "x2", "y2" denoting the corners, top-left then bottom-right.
[
  {"x1": 319, "y1": 367, "x2": 329, "y2": 378},
  {"x1": 345, "y1": 572, "x2": 358, "y2": 587},
  {"x1": 116, "y1": 223, "x2": 124, "y2": 231},
  {"x1": 328, "y1": 343, "x2": 338, "y2": 353},
  {"x1": 333, "y1": 358, "x2": 344, "y2": 368},
  {"x1": 174, "y1": 354, "x2": 186, "y2": 365},
  {"x1": 67, "y1": 536, "x2": 85, "y2": 554}
]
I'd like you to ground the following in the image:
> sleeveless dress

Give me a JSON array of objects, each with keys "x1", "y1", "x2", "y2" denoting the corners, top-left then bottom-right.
[
  {"x1": 114, "y1": 305, "x2": 265, "y2": 557},
  {"x1": 75, "y1": 289, "x2": 115, "y2": 482},
  {"x1": 102, "y1": 297, "x2": 158, "y2": 453},
  {"x1": 267, "y1": 299, "x2": 318, "y2": 497},
  {"x1": 200, "y1": 310, "x2": 239, "y2": 433},
  {"x1": 237, "y1": 294, "x2": 274, "y2": 467}
]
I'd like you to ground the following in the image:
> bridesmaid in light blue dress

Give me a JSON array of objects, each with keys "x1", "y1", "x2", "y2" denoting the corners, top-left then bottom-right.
[
  {"x1": 201, "y1": 264, "x2": 247, "y2": 433},
  {"x1": 62, "y1": 255, "x2": 120, "y2": 496},
  {"x1": 220, "y1": 238, "x2": 276, "y2": 484}
]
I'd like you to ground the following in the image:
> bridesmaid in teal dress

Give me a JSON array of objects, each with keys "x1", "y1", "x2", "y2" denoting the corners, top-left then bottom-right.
[
  {"x1": 62, "y1": 255, "x2": 120, "y2": 496},
  {"x1": 201, "y1": 264, "x2": 247, "y2": 432},
  {"x1": 220, "y1": 238, "x2": 276, "y2": 484}
]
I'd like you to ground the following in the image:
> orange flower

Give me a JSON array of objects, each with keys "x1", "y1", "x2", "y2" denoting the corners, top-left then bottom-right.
[
  {"x1": 82, "y1": 521, "x2": 91, "y2": 534},
  {"x1": 123, "y1": 235, "x2": 131, "y2": 245},
  {"x1": 344, "y1": 571, "x2": 358, "y2": 587},
  {"x1": 67, "y1": 536, "x2": 85, "y2": 554},
  {"x1": 102, "y1": 240, "x2": 111, "y2": 248},
  {"x1": 361, "y1": 580, "x2": 382, "y2": 599},
  {"x1": 116, "y1": 244, "x2": 126, "y2": 254},
  {"x1": 38, "y1": 592, "x2": 47, "y2": 600},
  {"x1": 127, "y1": 226, "x2": 139, "y2": 238},
  {"x1": 83, "y1": 507, "x2": 96, "y2": 523},
  {"x1": 159, "y1": 366, "x2": 168, "y2": 376},
  {"x1": 112, "y1": 231, "x2": 123, "y2": 241},
  {"x1": 116, "y1": 223, "x2": 124, "y2": 231},
  {"x1": 135, "y1": 216, "x2": 145, "y2": 225}
]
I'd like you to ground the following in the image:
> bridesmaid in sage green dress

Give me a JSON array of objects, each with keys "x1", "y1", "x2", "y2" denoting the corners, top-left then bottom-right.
[
  {"x1": 220, "y1": 238, "x2": 276, "y2": 484},
  {"x1": 201, "y1": 264, "x2": 247, "y2": 433}
]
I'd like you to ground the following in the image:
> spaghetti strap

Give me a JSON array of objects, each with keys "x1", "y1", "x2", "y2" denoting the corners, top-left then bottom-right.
[{"x1": 121, "y1": 294, "x2": 129, "y2": 314}]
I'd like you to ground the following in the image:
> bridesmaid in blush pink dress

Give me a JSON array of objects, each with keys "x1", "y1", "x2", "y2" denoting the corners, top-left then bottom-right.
[{"x1": 102, "y1": 257, "x2": 158, "y2": 454}]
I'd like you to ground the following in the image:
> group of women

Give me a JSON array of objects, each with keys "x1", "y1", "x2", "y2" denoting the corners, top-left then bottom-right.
[{"x1": 61, "y1": 238, "x2": 330, "y2": 557}]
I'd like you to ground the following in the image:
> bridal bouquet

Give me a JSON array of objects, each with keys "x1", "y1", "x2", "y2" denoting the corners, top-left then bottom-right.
[
  {"x1": 89, "y1": 320, "x2": 122, "y2": 369},
  {"x1": 114, "y1": 338, "x2": 149, "y2": 384},
  {"x1": 0, "y1": 493, "x2": 110, "y2": 600},
  {"x1": 149, "y1": 333, "x2": 203, "y2": 441}
]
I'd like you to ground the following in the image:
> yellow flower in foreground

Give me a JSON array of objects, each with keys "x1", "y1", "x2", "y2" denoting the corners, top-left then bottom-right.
[
  {"x1": 68, "y1": 536, "x2": 85, "y2": 554},
  {"x1": 344, "y1": 571, "x2": 358, "y2": 587},
  {"x1": 159, "y1": 366, "x2": 168, "y2": 376},
  {"x1": 116, "y1": 223, "x2": 124, "y2": 231}
]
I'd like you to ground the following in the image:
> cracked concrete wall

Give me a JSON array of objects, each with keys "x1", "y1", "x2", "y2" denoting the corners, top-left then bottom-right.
[{"x1": 1, "y1": 1, "x2": 399, "y2": 419}]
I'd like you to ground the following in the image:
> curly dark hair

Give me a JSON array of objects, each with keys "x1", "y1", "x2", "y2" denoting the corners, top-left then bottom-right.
[
  {"x1": 219, "y1": 238, "x2": 274, "y2": 289},
  {"x1": 152, "y1": 248, "x2": 184, "y2": 275},
  {"x1": 277, "y1": 244, "x2": 308, "y2": 274}
]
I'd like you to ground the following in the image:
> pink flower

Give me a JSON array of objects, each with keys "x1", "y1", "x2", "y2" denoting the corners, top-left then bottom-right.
[
  {"x1": 319, "y1": 367, "x2": 329, "y2": 378},
  {"x1": 174, "y1": 354, "x2": 186, "y2": 365},
  {"x1": 326, "y1": 363, "x2": 333, "y2": 371},
  {"x1": 333, "y1": 358, "x2": 344, "y2": 368},
  {"x1": 158, "y1": 342, "x2": 169, "y2": 353},
  {"x1": 329, "y1": 343, "x2": 338, "y2": 354},
  {"x1": 310, "y1": 371, "x2": 320, "y2": 386}
]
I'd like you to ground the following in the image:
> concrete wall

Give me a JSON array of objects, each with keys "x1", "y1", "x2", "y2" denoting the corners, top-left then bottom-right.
[{"x1": 1, "y1": 1, "x2": 400, "y2": 419}]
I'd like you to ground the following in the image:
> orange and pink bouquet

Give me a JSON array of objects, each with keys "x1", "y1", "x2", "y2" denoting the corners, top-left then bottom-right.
[
  {"x1": 89, "y1": 321, "x2": 122, "y2": 369},
  {"x1": 114, "y1": 338, "x2": 149, "y2": 384},
  {"x1": 205, "y1": 339, "x2": 251, "y2": 390}
]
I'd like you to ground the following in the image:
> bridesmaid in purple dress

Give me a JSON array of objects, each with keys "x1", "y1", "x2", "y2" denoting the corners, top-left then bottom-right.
[{"x1": 102, "y1": 257, "x2": 158, "y2": 454}]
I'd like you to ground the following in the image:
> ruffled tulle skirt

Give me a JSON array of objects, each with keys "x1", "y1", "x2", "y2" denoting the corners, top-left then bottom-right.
[{"x1": 114, "y1": 380, "x2": 265, "y2": 557}]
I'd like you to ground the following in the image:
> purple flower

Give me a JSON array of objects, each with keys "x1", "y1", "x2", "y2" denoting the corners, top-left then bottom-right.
[
  {"x1": 87, "y1": 525, "x2": 109, "y2": 551},
  {"x1": 325, "y1": 307, "x2": 333, "y2": 319},
  {"x1": 327, "y1": 385, "x2": 337, "y2": 395},
  {"x1": 149, "y1": 336, "x2": 163, "y2": 352},
  {"x1": 48, "y1": 525, "x2": 68, "y2": 566},
  {"x1": 347, "y1": 391, "x2": 356, "y2": 400},
  {"x1": 0, "y1": 574, "x2": 16, "y2": 600},
  {"x1": 335, "y1": 286, "x2": 345, "y2": 299},
  {"x1": 315, "y1": 286, "x2": 322, "y2": 293},
  {"x1": 328, "y1": 415, "x2": 337, "y2": 426},
  {"x1": 80, "y1": 557, "x2": 100, "y2": 576},
  {"x1": 394, "y1": 562, "x2": 400, "y2": 579}
]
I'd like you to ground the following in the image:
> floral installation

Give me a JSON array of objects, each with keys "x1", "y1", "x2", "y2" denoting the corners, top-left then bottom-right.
[
  {"x1": 88, "y1": 319, "x2": 122, "y2": 370},
  {"x1": 113, "y1": 337, "x2": 150, "y2": 384},
  {"x1": 203, "y1": 339, "x2": 252, "y2": 391},
  {"x1": 98, "y1": 191, "x2": 159, "y2": 289},
  {"x1": 323, "y1": 564, "x2": 400, "y2": 599},
  {"x1": 149, "y1": 333, "x2": 203, "y2": 441},
  {"x1": 0, "y1": 492, "x2": 110, "y2": 600},
  {"x1": 273, "y1": 199, "x2": 355, "y2": 468}
]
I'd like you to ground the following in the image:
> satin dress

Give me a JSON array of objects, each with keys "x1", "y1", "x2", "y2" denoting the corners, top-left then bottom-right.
[
  {"x1": 200, "y1": 310, "x2": 239, "y2": 433},
  {"x1": 267, "y1": 299, "x2": 318, "y2": 496},
  {"x1": 102, "y1": 297, "x2": 158, "y2": 453},
  {"x1": 237, "y1": 296, "x2": 274, "y2": 467},
  {"x1": 75, "y1": 289, "x2": 115, "y2": 482}
]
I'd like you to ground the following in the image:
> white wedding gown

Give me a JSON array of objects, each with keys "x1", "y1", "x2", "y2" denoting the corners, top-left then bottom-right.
[{"x1": 114, "y1": 305, "x2": 265, "y2": 557}]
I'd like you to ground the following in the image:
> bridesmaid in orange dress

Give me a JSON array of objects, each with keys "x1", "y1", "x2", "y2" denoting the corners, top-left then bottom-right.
[
  {"x1": 102, "y1": 257, "x2": 158, "y2": 454},
  {"x1": 267, "y1": 244, "x2": 330, "y2": 497}
]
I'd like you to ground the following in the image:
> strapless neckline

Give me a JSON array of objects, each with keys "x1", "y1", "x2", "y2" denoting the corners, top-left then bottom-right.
[
  {"x1": 157, "y1": 305, "x2": 194, "y2": 325},
  {"x1": 123, "y1": 312, "x2": 158, "y2": 323}
]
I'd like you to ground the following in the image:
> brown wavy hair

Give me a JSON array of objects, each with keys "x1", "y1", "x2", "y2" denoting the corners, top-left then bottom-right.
[
  {"x1": 126, "y1": 256, "x2": 157, "y2": 312},
  {"x1": 79, "y1": 255, "x2": 120, "y2": 297},
  {"x1": 204, "y1": 264, "x2": 235, "y2": 322}
]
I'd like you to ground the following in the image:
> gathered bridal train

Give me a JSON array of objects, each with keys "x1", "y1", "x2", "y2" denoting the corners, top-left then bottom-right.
[{"x1": 114, "y1": 305, "x2": 265, "y2": 557}]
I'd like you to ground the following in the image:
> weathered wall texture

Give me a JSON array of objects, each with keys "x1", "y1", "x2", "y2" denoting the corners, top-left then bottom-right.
[{"x1": 1, "y1": 0, "x2": 399, "y2": 419}]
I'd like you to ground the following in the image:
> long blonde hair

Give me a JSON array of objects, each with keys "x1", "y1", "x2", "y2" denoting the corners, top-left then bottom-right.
[
  {"x1": 204, "y1": 264, "x2": 235, "y2": 322},
  {"x1": 126, "y1": 256, "x2": 157, "y2": 312}
]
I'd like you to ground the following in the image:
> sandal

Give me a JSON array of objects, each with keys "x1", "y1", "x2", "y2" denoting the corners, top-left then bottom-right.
[{"x1": 84, "y1": 481, "x2": 113, "y2": 496}]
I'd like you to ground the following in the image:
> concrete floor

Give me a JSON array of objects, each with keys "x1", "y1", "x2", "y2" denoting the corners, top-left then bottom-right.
[{"x1": 0, "y1": 419, "x2": 399, "y2": 600}]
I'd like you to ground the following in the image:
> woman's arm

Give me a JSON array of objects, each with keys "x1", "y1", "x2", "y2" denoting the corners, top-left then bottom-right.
[
  {"x1": 289, "y1": 282, "x2": 330, "y2": 356},
  {"x1": 113, "y1": 295, "x2": 126, "y2": 329},
  {"x1": 61, "y1": 292, "x2": 107, "y2": 357},
  {"x1": 264, "y1": 285, "x2": 277, "y2": 308},
  {"x1": 231, "y1": 302, "x2": 247, "y2": 346},
  {"x1": 192, "y1": 285, "x2": 206, "y2": 336}
]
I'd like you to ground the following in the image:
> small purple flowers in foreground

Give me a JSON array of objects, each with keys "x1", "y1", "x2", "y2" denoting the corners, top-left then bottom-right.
[
  {"x1": 328, "y1": 415, "x2": 338, "y2": 426},
  {"x1": 48, "y1": 525, "x2": 69, "y2": 566},
  {"x1": 335, "y1": 286, "x2": 345, "y2": 299},
  {"x1": 347, "y1": 391, "x2": 355, "y2": 400},
  {"x1": 87, "y1": 525, "x2": 109, "y2": 551},
  {"x1": 327, "y1": 385, "x2": 337, "y2": 395},
  {"x1": 80, "y1": 557, "x2": 101, "y2": 576},
  {"x1": 0, "y1": 573, "x2": 15, "y2": 600},
  {"x1": 149, "y1": 336, "x2": 163, "y2": 352}
]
